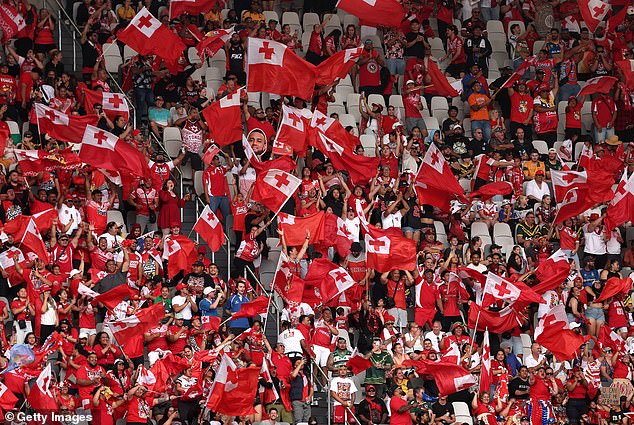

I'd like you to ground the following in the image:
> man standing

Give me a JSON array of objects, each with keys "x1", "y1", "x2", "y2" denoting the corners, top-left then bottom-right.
[
  {"x1": 592, "y1": 92, "x2": 617, "y2": 144},
  {"x1": 202, "y1": 154, "x2": 231, "y2": 223},
  {"x1": 357, "y1": 384, "x2": 388, "y2": 425},
  {"x1": 225, "y1": 280, "x2": 251, "y2": 335},
  {"x1": 330, "y1": 365, "x2": 358, "y2": 425}
]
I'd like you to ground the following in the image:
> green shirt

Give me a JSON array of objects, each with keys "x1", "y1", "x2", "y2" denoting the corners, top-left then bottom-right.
[
  {"x1": 364, "y1": 351, "x2": 394, "y2": 385},
  {"x1": 154, "y1": 296, "x2": 172, "y2": 313}
]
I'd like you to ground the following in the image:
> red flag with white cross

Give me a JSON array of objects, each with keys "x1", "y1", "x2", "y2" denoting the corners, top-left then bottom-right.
[
  {"x1": 579, "y1": 0, "x2": 611, "y2": 33},
  {"x1": 117, "y1": 7, "x2": 186, "y2": 68},
  {"x1": 193, "y1": 205, "x2": 225, "y2": 252},
  {"x1": 365, "y1": 225, "x2": 416, "y2": 273},
  {"x1": 83, "y1": 87, "x2": 130, "y2": 122},
  {"x1": 414, "y1": 142, "x2": 465, "y2": 212},
  {"x1": 315, "y1": 47, "x2": 363, "y2": 86},
  {"x1": 196, "y1": 26, "x2": 235, "y2": 59},
  {"x1": 0, "y1": 4, "x2": 25, "y2": 43},
  {"x1": 481, "y1": 273, "x2": 544, "y2": 307},
  {"x1": 303, "y1": 258, "x2": 356, "y2": 303},
  {"x1": 79, "y1": 125, "x2": 152, "y2": 181},
  {"x1": 308, "y1": 109, "x2": 359, "y2": 153},
  {"x1": 536, "y1": 304, "x2": 589, "y2": 360},
  {"x1": 35, "y1": 103, "x2": 99, "y2": 143},
  {"x1": 275, "y1": 104, "x2": 308, "y2": 152},
  {"x1": 251, "y1": 169, "x2": 301, "y2": 216},
  {"x1": 605, "y1": 172, "x2": 634, "y2": 232},
  {"x1": 202, "y1": 87, "x2": 244, "y2": 147},
  {"x1": 247, "y1": 37, "x2": 317, "y2": 100}
]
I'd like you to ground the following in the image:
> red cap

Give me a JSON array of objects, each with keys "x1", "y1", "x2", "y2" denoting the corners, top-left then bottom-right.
[
  {"x1": 176, "y1": 282, "x2": 188, "y2": 290},
  {"x1": 132, "y1": 129, "x2": 141, "y2": 137}
]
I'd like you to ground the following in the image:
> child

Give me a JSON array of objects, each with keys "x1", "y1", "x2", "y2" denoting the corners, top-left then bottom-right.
[
  {"x1": 489, "y1": 109, "x2": 506, "y2": 134},
  {"x1": 565, "y1": 95, "x2": 584, "y2": 139}
]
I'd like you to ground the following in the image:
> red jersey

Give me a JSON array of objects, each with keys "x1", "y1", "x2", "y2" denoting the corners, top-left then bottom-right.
[
  {"x1": 510, "y1": 92, "x2": 533, "y2": 124},
  {"x1": 85, "y1": 200, "x2": 109, "y2": 235},
  {"x1": 51, "y1": 243, "x2": 74, "y2": 275},
  {"x1": 76, "y1": 364, "x2": 105, "y2": 400},
  {"x1": 202, "y1": 165, "x2": 229, "y2": 197}
]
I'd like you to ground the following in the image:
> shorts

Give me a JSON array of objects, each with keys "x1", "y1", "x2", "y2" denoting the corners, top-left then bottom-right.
[
  {"x1": 333, "y1": 405, "x2": 356, "y2": 423},
  {"x1": 585, "y1": 306, "x2": 605, "y2": 322},
  {"x1": 79, "y1": 328, "x2": 96, "y2": 336},
  {"x1": 402, "y1": 226, "x2": 421, "y2": 234},
  {"x1": 312, "y1": 344, "x2": 331, "y2": 367}
]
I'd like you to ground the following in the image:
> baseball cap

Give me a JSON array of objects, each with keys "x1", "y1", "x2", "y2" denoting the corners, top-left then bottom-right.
[
  {"x1": 569, "y1": 322, "x2": 581, "y2": 329},
  {"x1": 193, "y1": 261, "x2": 204, "y2": 267},
  {"x1": 535, "y1": 170, "x2": 545, "y2": 176},
  {"x1": 198, "y1": 246, "x2": 207, "y2": 254},
  {"x1": 132, "y1": 129, "x2": 141, "y2": 137},
  {"x1": 548, "y1": 148, "x2": 557, "y2": 153},
  {"x1": 203, "y1": 286, "x2": 214, "y2": 295},
  {"x1": 69, "y1": 269, "x2": 82, "y2": 278},
  {"x1": 176, "y1": 282, "x2": 188, "y2": 290},
  {"x1": 350, "y1": 242, "x2": 362, "y2": 252},
  {"x1": 79, "y1": 332, "x2": 89, "y2": 339},
  {"x1": 366, "y1": 385, "x2": 376, "y2": 391},
  {"x1": 406, "y1": 79, "x2": 415, "y2": 85}
]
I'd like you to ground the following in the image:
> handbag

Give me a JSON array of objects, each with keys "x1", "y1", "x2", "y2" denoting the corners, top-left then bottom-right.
[
  {"x1": 143, "y1": 189, "x2": 157, "y2": 224},
  {"x1": 385, "y1": 281, "x2": 399, "y2": 309}
]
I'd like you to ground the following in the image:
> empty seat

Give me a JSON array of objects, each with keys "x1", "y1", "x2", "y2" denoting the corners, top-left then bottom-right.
[
  {"x1": 123, "y1": 45, "x2": 137, "y2": 62},
  {"x1": 359, "y1": 134, "x2": 377, "y2": 155},
  {"x1": 263, "y1": 10, "x2": 279, "y2": 25},
  {"x1": 338, "y1": 114, "x2": 357, "y2": 129},
  {"x1": 210, "y1": 49, "x2": 226, "y2": 69},
  {"x1": 423, "y1": 116, "x2": 440, "y2": 131},
  {"x1": 327, "y1": 104, "x2": 347, "y2": 117},
  {"x1": 471, "y1": 221, "x2": 490, "y2": 238},
  {"x1": 487, "y1": 20, "x2": 504, "y2": 35},
  {"x1": 346, "y1": 93, "x2": 362, "y2": 122},
  {"x1": 532, "y1": 140, "x2": 549, "y2": 156},
  {"x1": 493, "y1": 222, "x2": 513, "y2": 238},
  {"x1": 302, "y1": 12, "x2": 320, "y2": 31}
]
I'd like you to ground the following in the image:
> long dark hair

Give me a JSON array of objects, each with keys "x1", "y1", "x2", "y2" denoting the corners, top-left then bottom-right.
[{"x1": 326, "y1": 29, "x2": 342, "y2": 50}]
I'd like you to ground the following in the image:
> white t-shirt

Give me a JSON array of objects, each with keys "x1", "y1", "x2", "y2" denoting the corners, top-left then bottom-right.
[
  {"x1": 381, "y1": 211, "x2": 403, "y2": 229},
  {"x1": 524, "y1": 353, "x2": 546, "y2": 368},
  {"x1": 526, "y1": 180, "x2": 551, "y2": 201},
  {"x1": 172, "y1": 295, "x2": 193, "y2": 320},
  {"x1": 424, "y1": 330, "x2": 444, "y2": 352},
  {"x1": 278, "y1": 328, "x2": 305, "y2": 354},
  {"x1": 330, "y1": 377, "x2": 357, "y2": 406},
  {"x1": 607, "y1": 230, "x2": 622, "y2": 255},
  {"x1": 583, "y1": 224, "x2": 607, "y2": 255},
  {"x1": 41, "y1": 298, "x2": 57, "y2": 326},
  {"x1": 403, "y1": 332, "x2": 424, "y2": 354}
]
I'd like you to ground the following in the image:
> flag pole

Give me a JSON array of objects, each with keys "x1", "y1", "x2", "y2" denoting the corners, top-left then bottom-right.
[{"x1": 470, "y1": 277, "x2": 489, "y2": 340}]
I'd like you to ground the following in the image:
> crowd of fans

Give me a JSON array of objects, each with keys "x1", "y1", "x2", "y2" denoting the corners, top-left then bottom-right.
[{"x1": 0, "y1": 0, "x2": 633, "y2": 425}]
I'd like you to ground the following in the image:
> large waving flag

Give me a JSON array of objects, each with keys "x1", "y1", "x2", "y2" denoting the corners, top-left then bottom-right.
[{"x1": 247, "y1": 38, "x2": 317, "y2": 100}]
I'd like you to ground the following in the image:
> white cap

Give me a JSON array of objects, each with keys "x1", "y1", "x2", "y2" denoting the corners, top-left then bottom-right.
[
  {"x1": 203, "y1": 286, "x2": 214, "y2": 295},
  {"x1": 619, "y1": 327, "x2": 628, "y2": 333},
  {"x1": 569, "y1": 322, "x2": 581, "y2": 330},
  {"x1": 79, "y1": 332, "x2": 89, "y2": 339},
  {"x1": 406, "y1": 80, "x2": 415, "y2": 85},
  {"x1": 69, "y1": 269, "x2": 82, "y2": 278}
]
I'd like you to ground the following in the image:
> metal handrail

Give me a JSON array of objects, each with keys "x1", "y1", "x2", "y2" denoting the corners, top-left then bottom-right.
[{"x1": 47, "y1": 0, "x2": 137, "y2": 126}]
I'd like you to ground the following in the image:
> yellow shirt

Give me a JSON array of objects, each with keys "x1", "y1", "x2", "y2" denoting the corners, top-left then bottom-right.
[
  {"x1": 522, "y1": 160, "x2": 546, "y2": 179},
  {"x1": 242, "y1": 10, "x2": 265, "y2": 23},
  {"x1": 118, "y1": 6, "x2": 136, "y2": 20}
]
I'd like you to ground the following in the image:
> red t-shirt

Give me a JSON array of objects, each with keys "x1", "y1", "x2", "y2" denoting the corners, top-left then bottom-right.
[
  {"x1": 359, "y1": 50, "x2": 381, "y2": 87},
  {"x1": 167, "y1": 325, "x2": 189, "y2": 354},
  {"x1": 76, "y1": 364, "x2": 105, "y2": 400},
  {"x1": 390, "y1": 396, "x2": 413, "y2": 425},
  {"x1": 202, "y1": 165, "x2": 229, "y2": 197},
  {"x1": 231, "y1": 200, "x2": 248, "y2": 232},
  {"x1": 566, "y1": 103, "x2": 582, "y2": 129},
  {"x1": 510, "y1": 92, "x2": 533, "y2": 124},
  {"x1": 592, "y1": 96, "x2": 616, "y2": 128},
  {"x1": 51, "y1": 243, "x2": 74, "y2": 275},
  {"x1": 131, "y1": 187, "x2": 158, "y2": 216},
  {"x1": 85, "y1": 200, "x2": 109, "y2": 235}
]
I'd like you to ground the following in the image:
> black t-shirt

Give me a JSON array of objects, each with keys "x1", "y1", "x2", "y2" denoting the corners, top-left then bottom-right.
[
  {"x1": 81, "y1": 41, "x2": 99, "y2": 70},
  {"x1": 508, "y1": 377, "x2": 530, "y2": 400},
  {"x1": 431, "y1": 402, "x2": 454, "y2": 423},
  {"x1": 609, "y1": 409, "x2": 625, "y2": 424},
  {"x1": 356, "y1": 397, "x2": 388, "y2": 425},
  {"x1": 405, "y1": 32, "x2": 426, "y2": 58}
]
